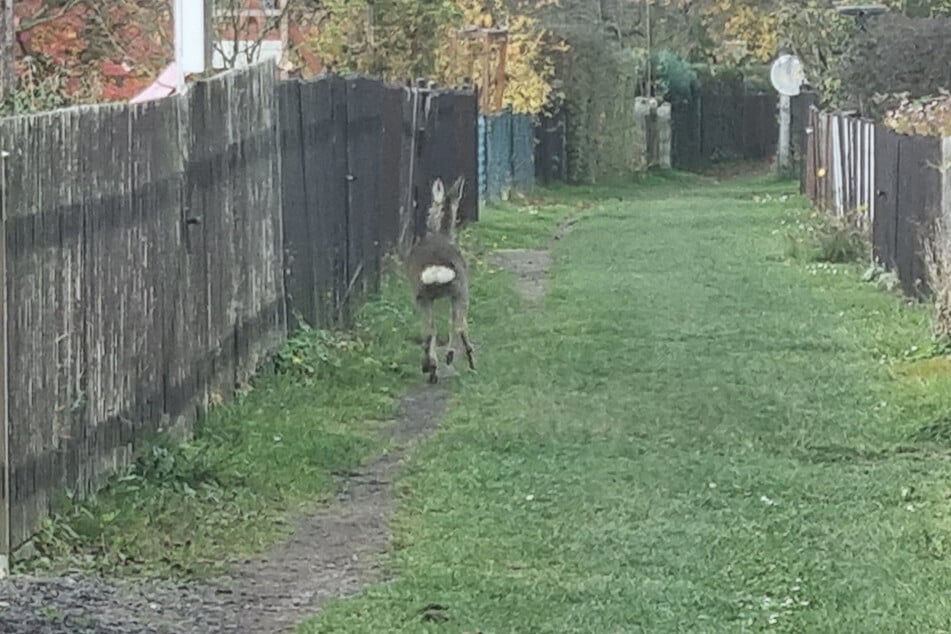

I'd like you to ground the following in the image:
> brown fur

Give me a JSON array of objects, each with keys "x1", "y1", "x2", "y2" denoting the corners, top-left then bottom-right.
[{"x1": 405, "y1": 177, "x2": 474, "y2": 383}]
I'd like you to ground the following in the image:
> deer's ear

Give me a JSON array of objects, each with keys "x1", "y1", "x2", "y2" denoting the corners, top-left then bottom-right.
[
  {"x1": 431, "y1": 178, "x2": 446, "y2": 204},
  {"x1": 448, "y1": 176, "x2": 465, "y2": 204}
]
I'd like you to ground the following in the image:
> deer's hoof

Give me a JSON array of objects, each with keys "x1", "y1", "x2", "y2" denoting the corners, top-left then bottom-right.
[
  {"x1": 446, "y1": 349, "x2": 455, "y2": 365},
  {"x1": 428, "y1": 369, "x2": 439, "y2": 384}
]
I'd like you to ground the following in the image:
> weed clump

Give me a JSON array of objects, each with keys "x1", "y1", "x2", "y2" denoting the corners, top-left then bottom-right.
[
  {"x1": 784, "y1": 209, "x2": 867, "y2": 264},
  {"x1": 925, "y1": 218, "x2": 951, "y2": 345}
]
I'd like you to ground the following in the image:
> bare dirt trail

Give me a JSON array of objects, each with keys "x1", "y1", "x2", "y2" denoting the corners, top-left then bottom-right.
[
  {"x1": 0, "y1": 388, "x2": 449, "y2": 634},
  {"x1": 488, "y1": 215, "x2": 577, "y2": 304}
]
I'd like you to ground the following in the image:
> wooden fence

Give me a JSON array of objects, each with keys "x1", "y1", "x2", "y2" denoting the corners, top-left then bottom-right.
[
  {"x1": 802, "y1": 107, "x2": 951, "y2": 297},
  {"x1": 0, "y1": 63, "x2": 478, "y2": 561},
  {"x1": 671, "y1": 89, "x2": 779, "y2": 169},
  {"x1": 534, "y1": 106, "x2": 567, "y2": 186},
  {"x1": 279, "y1": 76, "x2": 477, "y2": 329}
]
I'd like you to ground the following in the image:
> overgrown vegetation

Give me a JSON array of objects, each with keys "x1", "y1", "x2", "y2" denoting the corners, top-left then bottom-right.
[
  {"x1": 881, "y1": 92, "x2": 951, "y2": 136},
  {"x1": 19, "y1": 268, "x2": 420, "y2": 579},
  {"x1": 783, "y1": 207, "x2": 868, "y2": 265},
  {"x1": 561, "y1": 40, "x2": 648, "y2": 182},
  {"x1": 840, "y1": 14, "x2": 951, "y2": 116},
  {"x1": 925, "y1": 219, "x2": 951, "y2": 345}
]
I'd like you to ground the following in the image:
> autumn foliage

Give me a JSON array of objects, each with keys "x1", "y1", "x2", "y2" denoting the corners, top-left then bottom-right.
[{"x1": 15, "y1": 0, "x2": 172, "y2": 107}]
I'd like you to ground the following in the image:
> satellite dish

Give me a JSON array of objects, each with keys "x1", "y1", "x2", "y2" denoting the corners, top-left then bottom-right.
[{"x1": 770, "y1": 54, "x2": 805, "y2": 97}]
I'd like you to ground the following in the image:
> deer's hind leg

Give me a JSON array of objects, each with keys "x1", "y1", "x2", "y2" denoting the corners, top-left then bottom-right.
[
  {"x1": 450, "y1": 293, "x2": 475, "y2": 370},
  {"x1": 418, "y1": 297, "x2": 439, "y2": 383}
]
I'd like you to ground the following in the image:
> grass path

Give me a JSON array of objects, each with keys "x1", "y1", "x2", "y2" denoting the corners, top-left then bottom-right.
[{"x1": 301, "y1": 172, "x2": 951, "y2": 633}]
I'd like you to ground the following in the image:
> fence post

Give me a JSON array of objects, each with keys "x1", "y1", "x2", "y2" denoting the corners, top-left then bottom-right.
[
  {"x1": 633, "y1": 97, "x2": 650, "y2": 169},
  {"x1": 0, "y1": 145, "x2": 7, "y2": 577},
  {"x1": 943, "y1": 136, "x2": 951, "y2": 229},
  {"x1": 777, "y1": 94, "x2": 792, "y2": 174},
  {"x1": 657, "y1": 102, "x2": 672, "y2": 169}
]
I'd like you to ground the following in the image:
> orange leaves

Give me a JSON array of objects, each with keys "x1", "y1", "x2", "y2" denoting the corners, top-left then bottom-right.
[{"x1": 15, "y1": 0, "x2": 172, "y2": 106}]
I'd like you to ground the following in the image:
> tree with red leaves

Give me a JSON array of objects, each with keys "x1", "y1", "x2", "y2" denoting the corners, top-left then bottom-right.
[{"x1": 9, "y1": 0, "x2": 171, "y2": 111}]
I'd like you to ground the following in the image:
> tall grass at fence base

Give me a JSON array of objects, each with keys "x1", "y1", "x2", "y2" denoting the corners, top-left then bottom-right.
[
  {"x1": 924, "y1": 218, "x2": 951, "y2": 346},
  {"x1": 783, "y1": 209, "x2": 868, "y2": 265}
]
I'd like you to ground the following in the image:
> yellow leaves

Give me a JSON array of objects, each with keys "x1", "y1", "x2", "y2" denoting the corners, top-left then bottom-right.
[
  {"x1": 704, "y1": 0, "x2": 780, "y2": 63},
  {"x1": 434, "y1": 0, "x2": 557, "y2": 114}
]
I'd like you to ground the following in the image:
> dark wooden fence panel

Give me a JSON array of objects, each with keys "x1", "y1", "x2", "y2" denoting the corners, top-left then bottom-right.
[
  {"x1": 378, "y1": 87, "x2": 404, "y2": 252},
  {"x1": 872, "y1": 125, "x2": 901, "y2": 271},
  {"x1": 422, "y1": 90, "x2": 479, "y2": 225},
  {"x1": 742, "y1": 94, "x2": 779, "y2": 159},
  {"x1": 896, "y1": 134, "x2": 942, "y2": 296},
  {"x1": 535, "y1": 105, "x2": 567, "y2": 185},
  {"x1": 672, "y1": 88, "x2": 776, "y2": 169},
  {"x1": 346, "y1": 76, "x2": 384, "y2": 301},
  {"x1": 671, "y1": 94, "x2": 702, "y2": 170},
  {"x1": 278, "y1": 80, "x2": 314, "y2": 330},
  {"x1": 279, "y1": 77, "x2": 478, "y2": 327}
]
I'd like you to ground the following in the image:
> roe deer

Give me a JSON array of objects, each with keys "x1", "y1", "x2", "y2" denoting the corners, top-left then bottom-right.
[{"x1": 406, "y1": 177, "x2": 475, "y2": 384}]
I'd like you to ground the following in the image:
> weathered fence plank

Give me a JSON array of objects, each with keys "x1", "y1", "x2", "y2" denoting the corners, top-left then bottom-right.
[
  {"x1": 896, "y1": 135, "x2": 942, "y2": 296},
  {"x1": 378, "y1": 86, "x2": 404, "y2": 252},
  {"x1": 278, "y1": 80, "x2": 314, "y2": 329},
  {"x1": 346, "y1": 76, "x2": 384, "y2": 300}
]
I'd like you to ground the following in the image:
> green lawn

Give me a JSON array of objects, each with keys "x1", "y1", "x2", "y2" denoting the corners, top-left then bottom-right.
[{"x1": 301, "y1": 172, "x2": 951, "y2": 633}]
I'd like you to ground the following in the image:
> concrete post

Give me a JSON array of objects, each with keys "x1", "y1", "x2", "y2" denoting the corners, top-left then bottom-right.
[
  {"x1": 657, "y1": 101, "x2": 672, "y2": 169},
  {"x1": 778, "y1": 94, "x2": 792, "y2": 174},
  {"x1": 633, "y1": 97, "x2": 651, "y2": 169}
]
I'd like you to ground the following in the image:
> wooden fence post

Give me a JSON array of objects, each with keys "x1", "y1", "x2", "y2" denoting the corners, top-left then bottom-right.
[
  {"x1": 943, "y1": 136, "x2": 951, "y2": 229},
  {"x1": 0, "y1": 143, "x2": 8, "y2": 577}
]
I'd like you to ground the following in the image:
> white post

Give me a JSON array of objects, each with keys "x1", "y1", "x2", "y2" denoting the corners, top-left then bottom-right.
[
  {"x1": 778, "y1": 94, "x2": 791, "y2": 174},
  {"x1": 657, "y1": 101, "x2": 672, "y2": 169},
  {"x1": 174, "y1": 0, "x2": 210, "y2": 91},
  {"x1": 633, "y1": 97, "x2": 651, "y2": 169}
]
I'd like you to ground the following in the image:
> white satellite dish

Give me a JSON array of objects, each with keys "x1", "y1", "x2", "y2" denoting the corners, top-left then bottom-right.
[{"x1": 770, "y1": 54, "x2": 805, "y2": 97}]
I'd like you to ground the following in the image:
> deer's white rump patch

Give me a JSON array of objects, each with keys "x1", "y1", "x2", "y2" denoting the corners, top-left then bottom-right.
[{"x1": 420, "y1": 265, "x2": 456, "y2": 285}]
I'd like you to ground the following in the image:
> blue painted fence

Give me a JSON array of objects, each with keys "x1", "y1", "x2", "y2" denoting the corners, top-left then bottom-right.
[{"x1": 478, "y1": 110, "x2": 535, "y2": 204}]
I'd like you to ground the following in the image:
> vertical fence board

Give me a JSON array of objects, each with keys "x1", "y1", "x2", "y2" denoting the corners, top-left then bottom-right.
[
  {"x1": 278, "y1": 80, "x2": 314, "y2": 329},
  {"x1": 873, "y1": 124, "x2": 900, "y2": 270},
  {"x1": 897, "y1": 135, "x2": 942, "y2": 296},
  {"x1": 346, "y1": 76, "x2": 384, "y2": 299},
  {"x1": 378, "y1": 86, "x2": 404, "y2": 250}
]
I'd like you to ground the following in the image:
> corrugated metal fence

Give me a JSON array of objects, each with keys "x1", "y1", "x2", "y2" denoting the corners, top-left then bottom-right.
[{"x1": 479, "y1": 111, "x2": 535, "y2": 203}]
